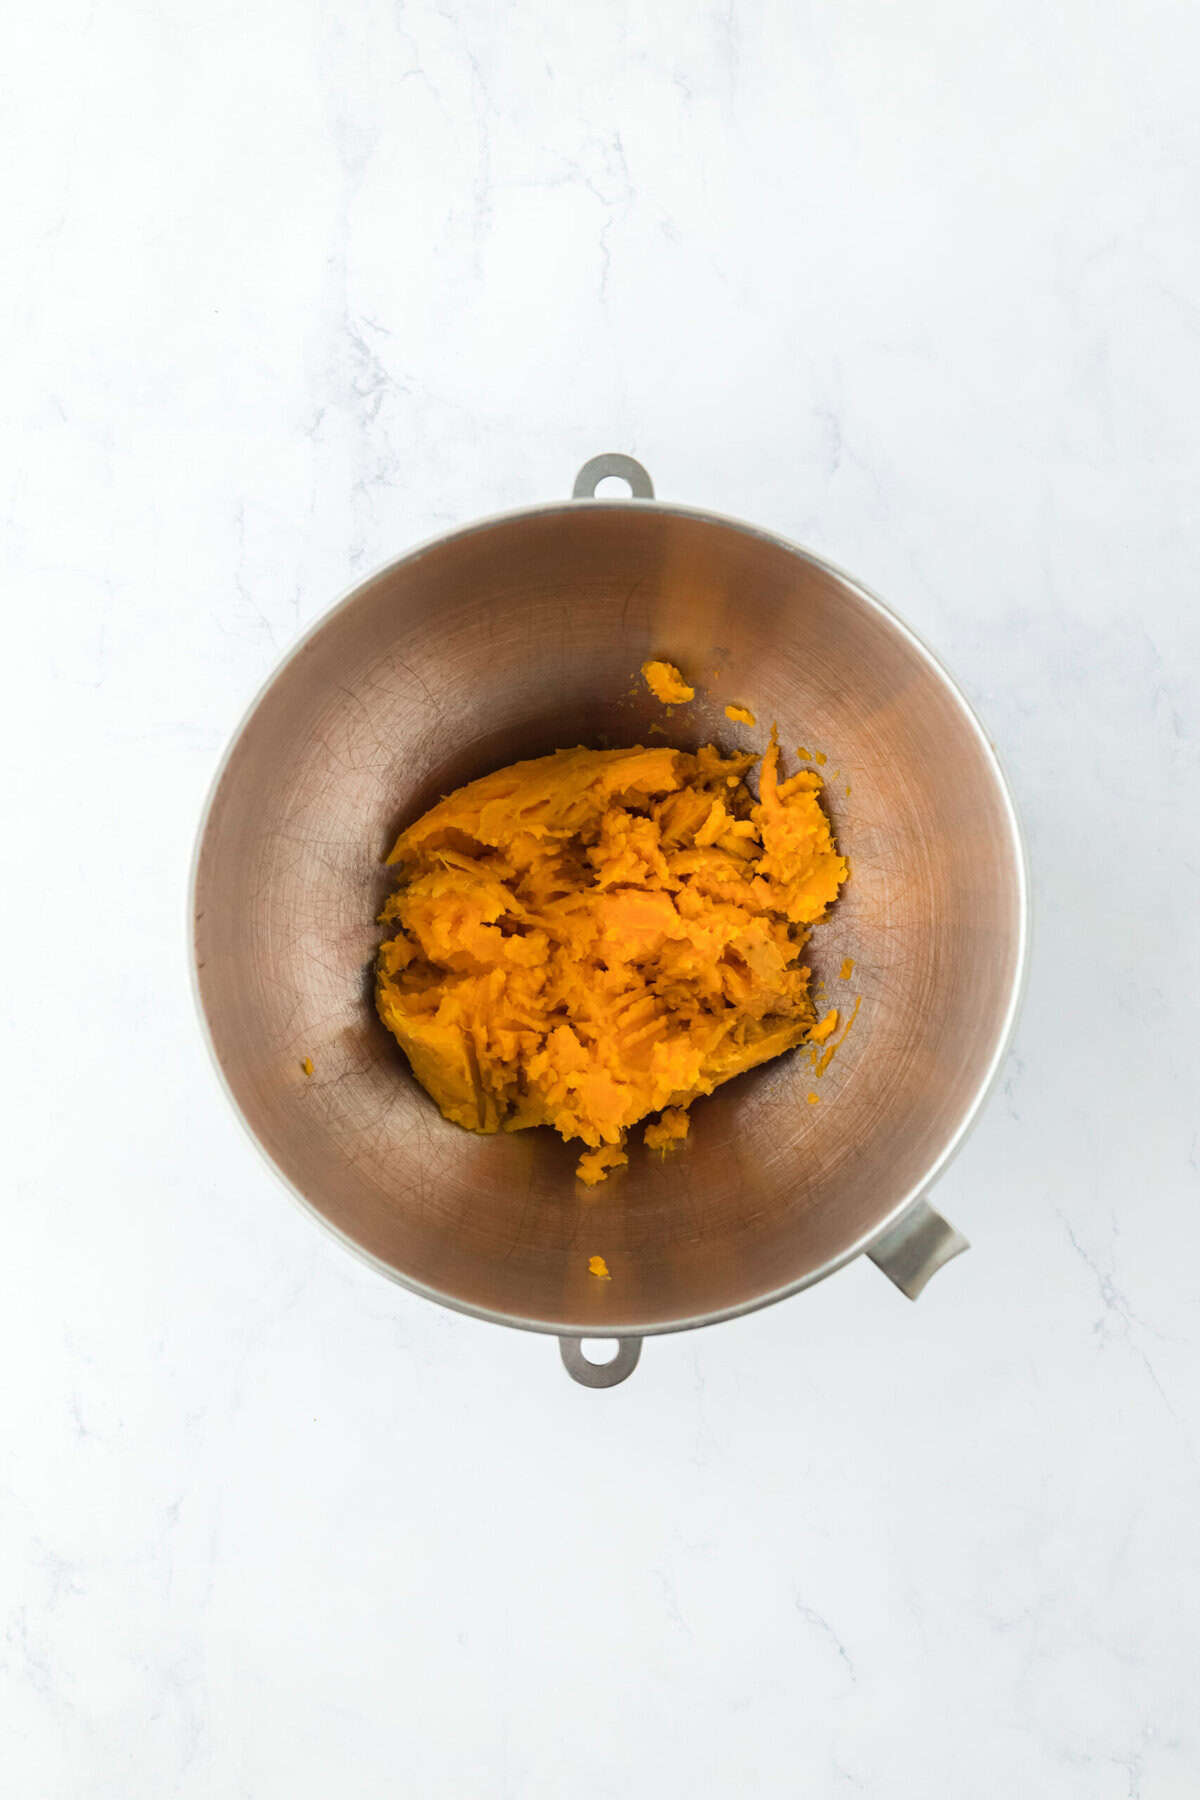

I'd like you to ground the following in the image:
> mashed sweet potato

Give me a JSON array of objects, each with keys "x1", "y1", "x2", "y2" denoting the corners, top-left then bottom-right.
[
  {"x1": 375, "y1": 738, "x2": 846, "y2": 1183},
  {"x1": 640, "y1": 660, "x2": 695, "y2": 704}
]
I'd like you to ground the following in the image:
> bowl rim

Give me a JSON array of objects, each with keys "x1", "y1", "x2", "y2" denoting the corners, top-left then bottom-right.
[{"x1": 190, "y1": 493, "x2": 1031, "y2": 1340}]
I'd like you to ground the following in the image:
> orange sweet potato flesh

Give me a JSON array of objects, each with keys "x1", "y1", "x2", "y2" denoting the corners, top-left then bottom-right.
[{"x1": 375, "y1": 740, "x2": 847, "y2": 1183}]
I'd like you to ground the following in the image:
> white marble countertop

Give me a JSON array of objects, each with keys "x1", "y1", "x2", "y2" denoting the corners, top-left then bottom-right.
[{"x1": 4, "y1": 2, "x2": 1199, "y2": 1794}]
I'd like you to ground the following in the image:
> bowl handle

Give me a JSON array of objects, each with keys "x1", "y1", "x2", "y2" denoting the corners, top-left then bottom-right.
[
  {"x1": 572, "y1": 453, "x2": 655, "y2": 500},
  {"x1": 867, "y1": 1198, "x2": 969, "y2": 1299},
  {"x1": 559, "y1": 1336, "x2": 643, "y2": 1388}
]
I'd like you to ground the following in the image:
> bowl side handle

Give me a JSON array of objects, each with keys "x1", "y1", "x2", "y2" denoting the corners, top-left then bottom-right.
[{"x1": 867, "y1": 1199, "x2": 969, "y2": 1300}]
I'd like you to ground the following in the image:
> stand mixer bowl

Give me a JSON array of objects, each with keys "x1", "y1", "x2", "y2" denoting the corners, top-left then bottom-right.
[{"x1": 192, "y1": 454, "x2": 1027, "y2": 1385}]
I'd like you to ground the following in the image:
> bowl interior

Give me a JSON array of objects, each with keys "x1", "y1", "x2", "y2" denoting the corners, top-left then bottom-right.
[{"x1": 194, "y1": 504, "x2": 1024, "y2": 1334}]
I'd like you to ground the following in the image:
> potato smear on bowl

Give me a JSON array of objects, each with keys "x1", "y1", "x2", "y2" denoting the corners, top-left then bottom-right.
[{"x1": 375, "y1": 738, "x2": 846, "y2": 1184}]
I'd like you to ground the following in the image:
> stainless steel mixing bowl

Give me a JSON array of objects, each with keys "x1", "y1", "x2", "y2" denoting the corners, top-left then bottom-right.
[{"x1": 192, "y1": 454, "x2": 1027, "y2": 1385}]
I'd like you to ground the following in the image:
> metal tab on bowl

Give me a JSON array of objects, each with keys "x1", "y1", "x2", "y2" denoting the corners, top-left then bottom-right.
[
  {"x1": 572, "y1": 452, "x2": 655, "y2": 500},
  {"x1": 558, "y1": 1336, "x2": 643, "y2": 1388}
]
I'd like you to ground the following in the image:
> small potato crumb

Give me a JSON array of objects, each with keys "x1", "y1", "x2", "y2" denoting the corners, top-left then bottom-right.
[
  {"x1": 840, "y1": 958, "x2": 855, "y2": 981},
  {"x1": 644, "y1": 1107, "x2": 691, "y2": 1154},
  {"x1": 724, "y1": 703, "x2": 757, "y2": 727},
  {"x1": 300, "y1": 1057, "x2": 314, "y2": 1076},
  {"x1": 814, "y1": 750, "x2": 827, "y2": 765},
  {"x1": 641, "y1": 659, "x2": 695, "y2": 705},
  {"x1": 807, "y1": 1008, "x2": 839, "y2": 1044},
  {"x1": 577, "y1": 1144, "x2": 628, "y2": 1186},
  {"x1": 796, "y1": 746, "x2": 812, "y2": 760},
  {"x1": 806, "y1": 1092, "x2": 820, "y2": 1105},
  {"x1": 588, "y1": 1254, "x2": 612, "y2": 1280},
  {"x1": 811, "y1": 993, "x2": 862, "y2": 1077}
]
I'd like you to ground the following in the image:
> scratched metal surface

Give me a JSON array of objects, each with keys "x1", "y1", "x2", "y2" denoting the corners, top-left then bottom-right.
[{"x1": 193, "y1": 501, "x2": 1025, "y2": 1335}]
